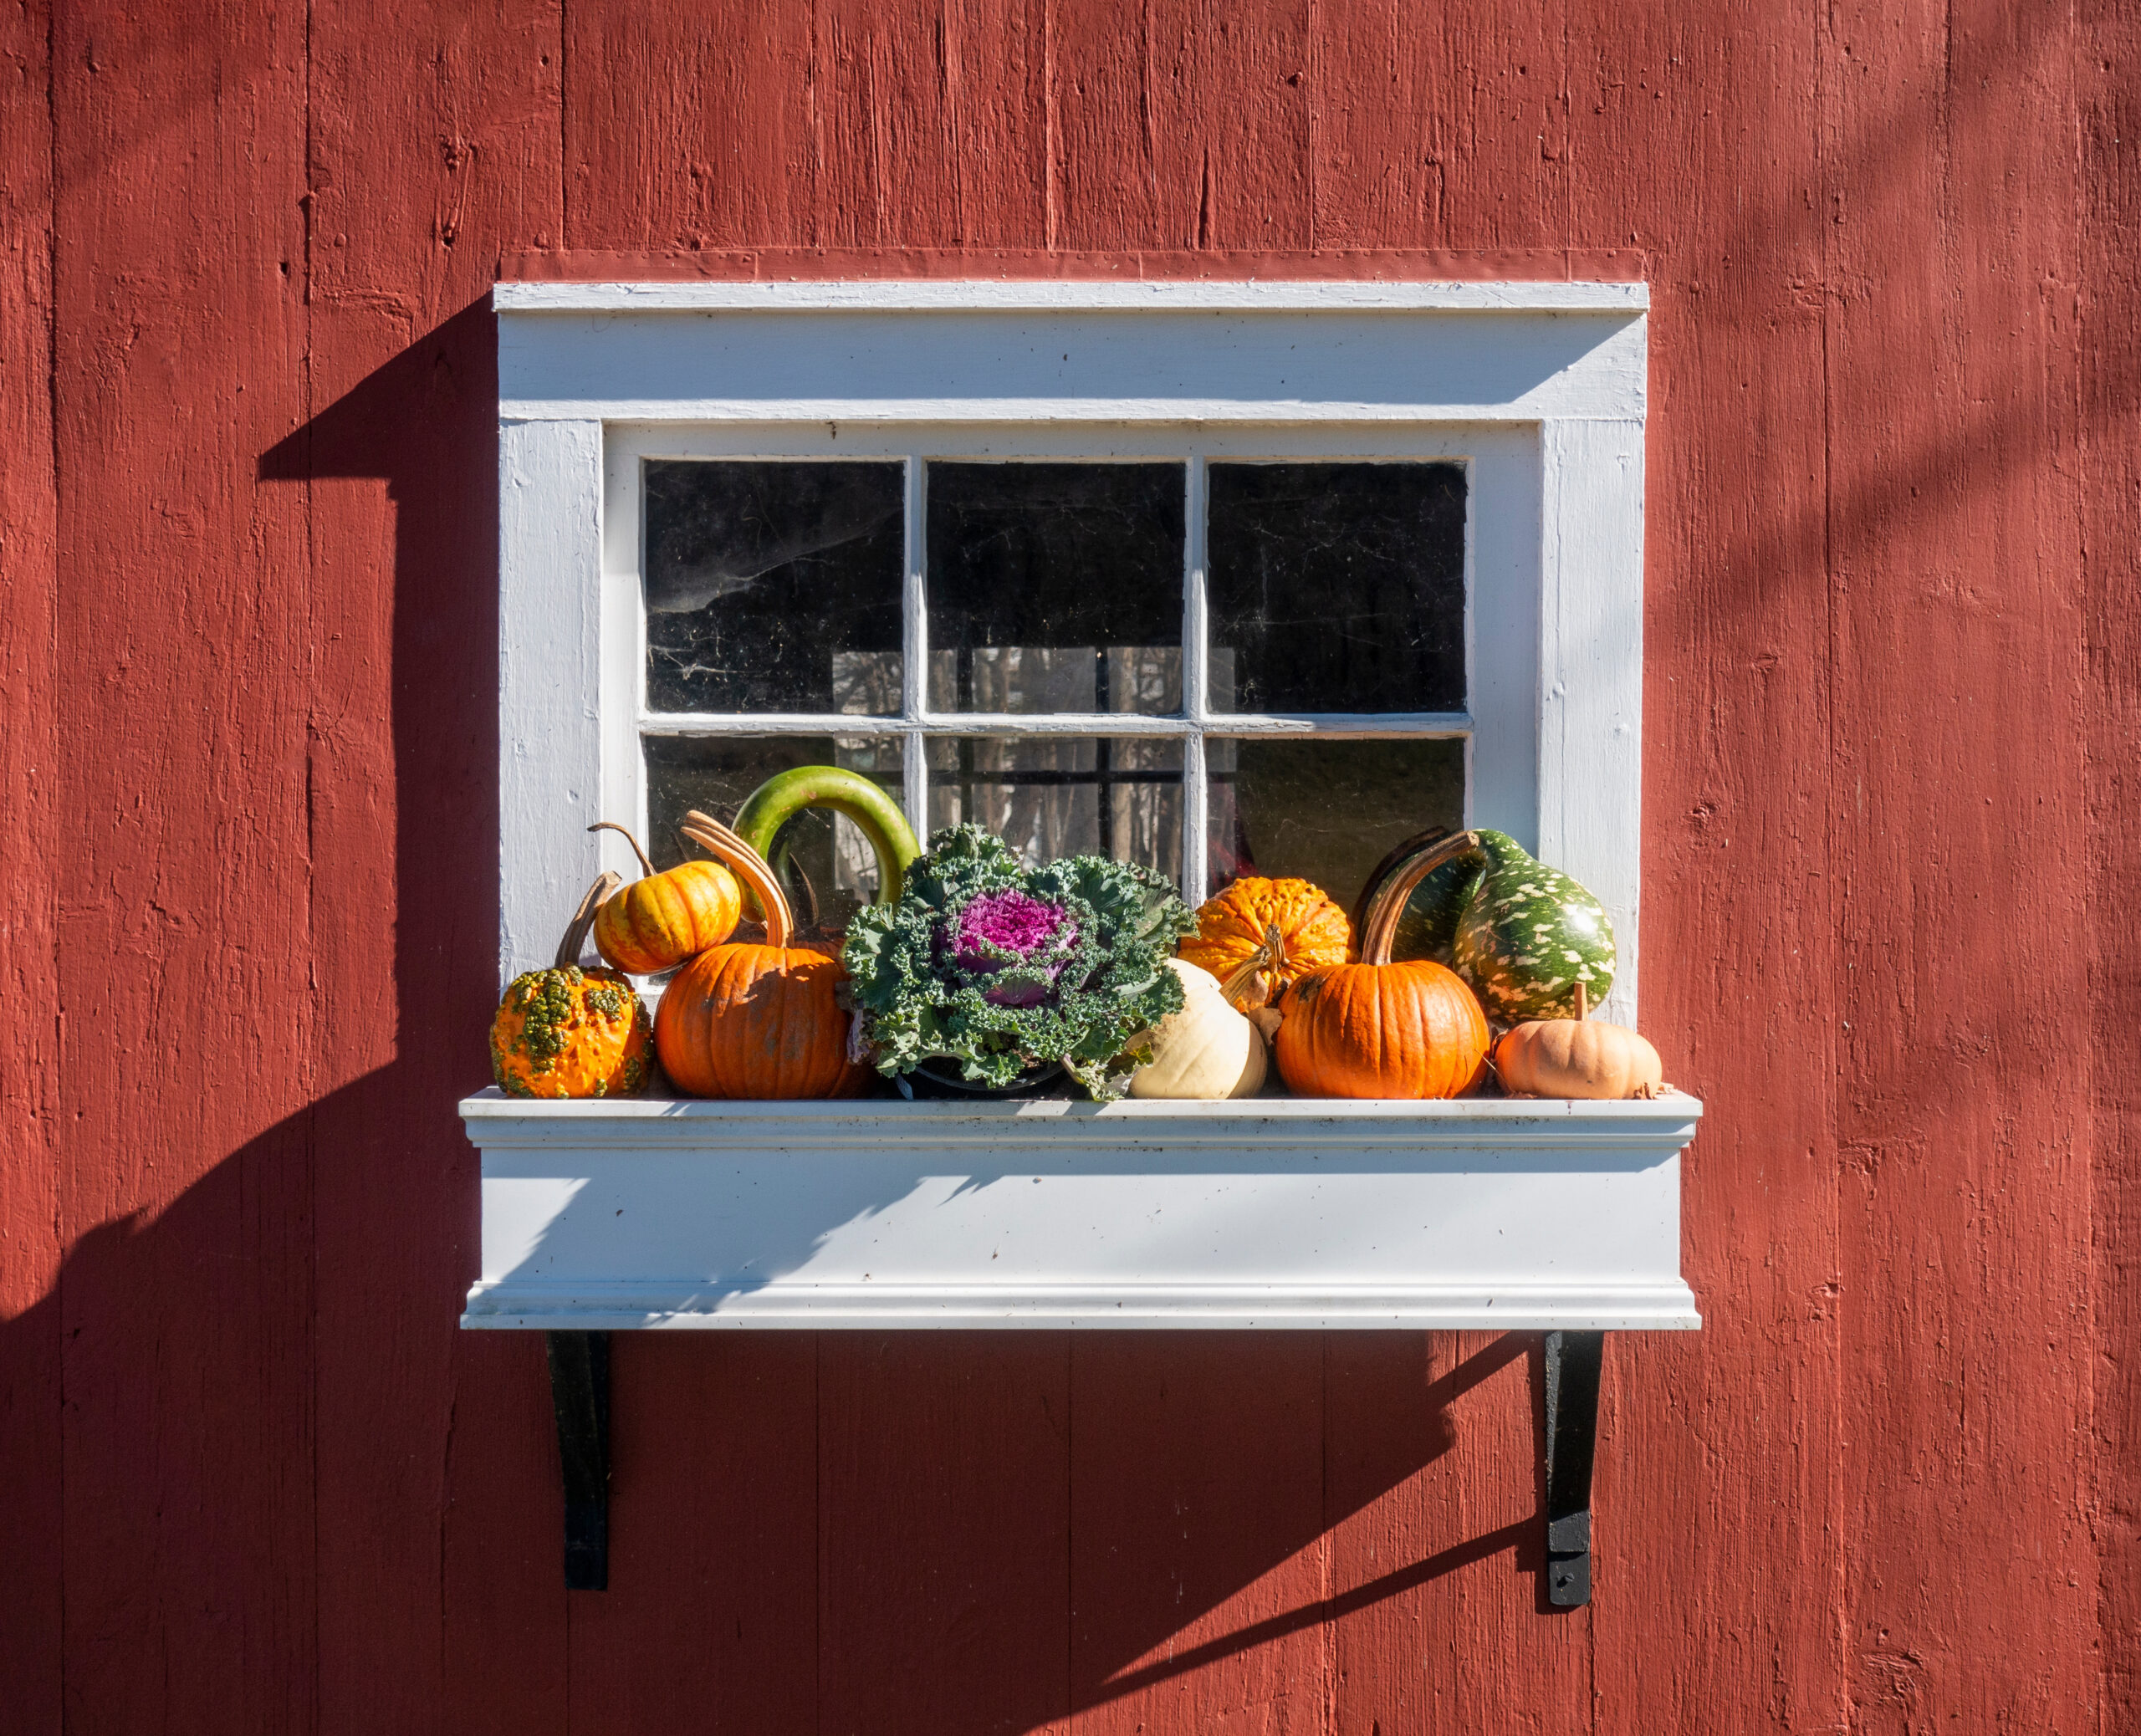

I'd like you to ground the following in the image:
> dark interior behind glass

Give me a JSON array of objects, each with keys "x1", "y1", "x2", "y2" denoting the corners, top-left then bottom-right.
[
  {"x1": 643, "y1": 460, "x2": 904, "y2": 714},
  {"x1": 1207, "y1": 462, "x2": 1466, "y2": 714},
  {"x1": 1209, "y1": 737, "x2": 1465, "y2": 914},
  {"x1": 926, "y1": 462, "x2": 1183, "y2": 714}
]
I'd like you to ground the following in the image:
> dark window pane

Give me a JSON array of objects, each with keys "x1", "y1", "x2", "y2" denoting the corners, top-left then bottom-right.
[
  {"x1": 1207, "y1": 462, "x2": 1466, "y2": 714},
  {"x1": 644, "y1": 735, "x2": 905, "y2": 935},
  {"x1": 927, "y1": 736, "x2": 1182, "y2": 879},
  {"x1": 644, "y1": 460, "x2": 904, "y2": 713},
  {"x1": 926, "y1": 462, "x2": 1184, "y2": 714},
  {"x1": 1208, "y1": 738, "x2": 1465, "y2": 912}
]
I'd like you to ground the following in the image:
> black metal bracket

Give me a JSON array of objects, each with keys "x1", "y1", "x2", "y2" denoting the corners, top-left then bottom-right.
[
  {"x1": 546, "y1": 1330, "x2": 611, "y2": 1591},
  {"x1": 1542, "y1": 1329, "x2": 1603, "y2": 1607}
]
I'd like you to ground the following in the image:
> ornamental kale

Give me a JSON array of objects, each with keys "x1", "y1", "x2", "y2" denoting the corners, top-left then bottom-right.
[{"x1": 841, "y1": 823, "x2": 1198, "y2": 1100}]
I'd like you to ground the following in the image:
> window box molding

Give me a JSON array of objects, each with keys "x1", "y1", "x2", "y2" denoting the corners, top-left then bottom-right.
[{"x1": 460, "y1": 1091, "x2": 1701, "y2": 1332}]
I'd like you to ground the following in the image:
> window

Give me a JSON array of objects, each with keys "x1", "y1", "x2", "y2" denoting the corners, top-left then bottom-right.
[{"x1": 499, "y1": 280, "x2": 1648, "y2": 1016}]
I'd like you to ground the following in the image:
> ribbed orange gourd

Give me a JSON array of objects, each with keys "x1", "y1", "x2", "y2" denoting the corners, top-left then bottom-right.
[
  {"x1": 653, "y1": 812, "x2": 871, "y2": 1100},
  {"x1": 1273, "y1": 901, "x2": 1489, "y2": 1100},
  {"x1": 587, "y1": 822, "x2": 742, "y2": 974},
  {"x1": 489, "y1": 872, "x2": 652, "y2": 1099},
  {"x1": 1178, "y1": 877, "x2": 1352, "y2": 1008}
]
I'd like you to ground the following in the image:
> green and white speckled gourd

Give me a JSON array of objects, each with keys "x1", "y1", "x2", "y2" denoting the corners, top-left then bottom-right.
[{"x1": 1353, "y1": 828, "x2": 1616, "y2": 1025}]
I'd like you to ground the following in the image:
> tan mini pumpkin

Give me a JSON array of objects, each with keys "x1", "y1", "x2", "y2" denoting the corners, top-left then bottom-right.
[
  {"x1": 1492, "y1": 983, "x2": 1663, "y2": 1100},
  {"x1": 1128, "y1": 959, "x2": 1268, "y2": 1100}
]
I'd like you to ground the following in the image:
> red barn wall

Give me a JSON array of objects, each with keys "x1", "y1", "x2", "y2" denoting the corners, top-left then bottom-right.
[{"x1": 1, "y1": 3, "x2": 2133, "y2": 1730}]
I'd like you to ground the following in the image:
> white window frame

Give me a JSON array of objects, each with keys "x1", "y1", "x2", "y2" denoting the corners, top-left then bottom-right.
[{"x1": 495, "y1": 280, "x2": 1648, "y2": 1022}]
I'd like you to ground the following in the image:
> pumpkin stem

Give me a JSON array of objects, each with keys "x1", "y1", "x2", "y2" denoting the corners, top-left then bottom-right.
[
  {"x1": 556, "y1": 871, "x2": 623, "y2": 969},
  {"x1": 680, "y1": 809, "x2": 794, "y2": 949},
  {"x1": 586, "y1": 821, "x2": 656, "y2": 879},
  {"x1": 1357, "y1": 830, "x2": 1482, "y2": 968},
  {"x1": 1217, "y1": 922, "x2": 1291, "y2": 1011},
  {"x1": 1575, "y1": 981, "x2": 1588, "y2": 1022}
]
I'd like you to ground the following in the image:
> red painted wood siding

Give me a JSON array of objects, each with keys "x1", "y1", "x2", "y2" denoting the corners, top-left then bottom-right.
[{"x1": 0, "y1": 3, "x2": 2130, "y2": 1730}]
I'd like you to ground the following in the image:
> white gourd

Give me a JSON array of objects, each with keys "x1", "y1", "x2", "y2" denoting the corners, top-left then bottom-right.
[{"x1": 1129, "y1": 959, "x2": 1267, "y2": 1100}]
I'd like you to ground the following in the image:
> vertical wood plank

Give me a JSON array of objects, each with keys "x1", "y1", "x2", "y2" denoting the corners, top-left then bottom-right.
[
  {"x1": 2082, "y1": 0, "x2": 2141, "y2": 1722},
  {"x1": 1069, "y1": 1335, "x2": 1328, "y2": 1734},
  {"x1": 565, "y1": 3, "x2": 819, "y2": 249},
  {"x1": 442, "y1": 1334, "x2": 570, "y2": 1736},
  {"x1": 1051, "y1": 0, "x2": 1315, "y2": 252},
  {"x1": 1326, "y1": 1333, "x2": 1587, "y2": 1732},
  {"x1": 1822, "y1": 2, "x2": 2095, "y2": 1726},
  {"x1": 49, "y1": 3, "x2": 317, "y2": 1730},
  {"x1": 0, "y1": 0, "x2": 62, "y2": 1726},
  {"x1": 1564, "y1": 6, "x2": 1849, "y2": 1732},
  {"x1": 565, "y1": 1336, "x2": 819, "y2": 1733},
  {"x1": 809, "y1": 0, "x2": 1049, "y2": 250},
  {"x1": 819, "y1": 1333, "x2": 1072, "y2": 1736},
  {"x1": 295, "y1": 9, "x2": 567, "y2": 1728},
  {"x1": 1308, "y1": 0, "x2": 1568, "y2": 249},
  {"x1": 562, "y1": 0, "x2": 1049, "y2": 253}
]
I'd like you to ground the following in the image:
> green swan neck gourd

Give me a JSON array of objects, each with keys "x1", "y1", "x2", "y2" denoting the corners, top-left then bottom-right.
[
  {"x1": 731, "y1": 765, "x2": 922, "y2": 921},
  {"x1": 1354, "y1": 827, "x2": 1616, "y2": 1024}
]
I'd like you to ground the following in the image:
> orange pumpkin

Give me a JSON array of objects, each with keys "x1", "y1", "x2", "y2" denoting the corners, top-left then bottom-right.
[
  {"x1": 490, "y1": 871, "x2": 653, "y2": 1099},
  {"x1": 1272, "y1": 898, "x2": 1489, "y2": 1100},
  {"x1": 1178, "y1": 877, "x2": 1352, "y2": 1009},
  {"x1": 587, "y1": 821, "x2": 742, "y2": 974},
  {"x1": 652, "y1": 811, "x2": 871, "y2": 1100}
]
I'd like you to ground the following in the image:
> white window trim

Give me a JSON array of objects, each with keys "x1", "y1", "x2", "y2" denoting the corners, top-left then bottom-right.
[{"x1": 496, "y1": 280, "x2": 1648, "y2": 1024}]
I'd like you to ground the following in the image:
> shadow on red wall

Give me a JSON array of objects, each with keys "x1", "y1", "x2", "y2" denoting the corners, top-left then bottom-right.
[{"x1": 6, "y1": 299, "x2": 1572, "y2": 1733}]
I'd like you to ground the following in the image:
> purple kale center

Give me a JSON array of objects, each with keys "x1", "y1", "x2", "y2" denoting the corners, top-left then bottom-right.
[{"x1": 943, "y1": 889, "x2": 1080, "y2": 1006}]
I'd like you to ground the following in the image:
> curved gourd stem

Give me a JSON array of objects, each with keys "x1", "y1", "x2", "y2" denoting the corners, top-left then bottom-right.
[
  {"x1": 1574, "y1": 981, "x2": 1588, "y2": 1023},
  {"x1": 1357, "y1": 830, "x2": 1483, "y2": 968},
  {"x1": 733, "y1": 766, "x2": 922, "y2": 912},
  {"x1": 585, "y1": 821, "x2": 656, "y2": 880},
  {"x1": 556, "y1": 871, "x2": 623, "y2": 969},
  {"x1": 1351, "y1": 824, "x2": 1458, "y2": 941},
  {"x1": 681, "y1": 809, "x2": 794, "y2": 949},
  {"x1": 1217, "y1": 923, "x2": 1290, "y2": 1011}
]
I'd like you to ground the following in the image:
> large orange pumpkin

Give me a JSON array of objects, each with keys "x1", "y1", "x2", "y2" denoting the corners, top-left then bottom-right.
[
  {"x1": 1272, "y1": 900, "x2": 1489, "y2": 1100},
  {"x1": 1178, "y1": 877, "x2": 1352, "y2": 1008},
  {"x1": 587, "y1": 821, "x2": 742, "y2": 974},
  {"x1": 652, "y1": 812, "x2": 871, "y2": 1100},
  {"x1": 490, "y1": 871, "x2": 653, "y2": 1099}
]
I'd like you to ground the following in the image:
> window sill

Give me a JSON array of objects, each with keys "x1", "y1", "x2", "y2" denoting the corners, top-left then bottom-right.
[{"x1": 461, "y1": 1090, "x2": 1702, "y2": 1332}]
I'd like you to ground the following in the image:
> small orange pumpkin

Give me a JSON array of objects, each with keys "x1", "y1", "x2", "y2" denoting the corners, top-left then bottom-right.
[
  {"x1": 1493, "y1": 983, "x2": 1663, "y2": 1100},
  {"x1": 653, "y1": 812, "x2": 871, "y2": 1100},
  {"x1": 1272, "y1": 894, "x2": 1489, "y2": 1100},
  {"x1": 1178, "y1": 877, "x2": 1352, "y2": 1009},
  {"x1": 588, "y1": 821, "x2": 742, "y2": 974},
  {"x1": 490, "y1": 872, "x2": 653, "y2": 1099}
]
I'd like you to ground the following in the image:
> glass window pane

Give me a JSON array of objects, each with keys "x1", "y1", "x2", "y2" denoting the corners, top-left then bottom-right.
[
  {"x1": 644, "y1": 460, "x2": 904, "y2": 714},
  {"x1": 1207, "y1": 462, "x2": 1466, "y2": 714},
  {"x1": 1208, "y1": 738, "x2": 1465, "y2": 913},
  {"x1": 927, "y1": 736, "x2": 1183, "y2": 880},
  {"x1": 643, "y1": 735, "x2": 905, "y2": 935},
  {"x1": 926, "y1": 462, "x2": 1184, "y2": 714}
]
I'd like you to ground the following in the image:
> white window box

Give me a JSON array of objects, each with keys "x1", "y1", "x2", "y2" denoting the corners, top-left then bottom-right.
[{"x1": 460, "y1": 1090, "x2": 1700, "y2": 1331}]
